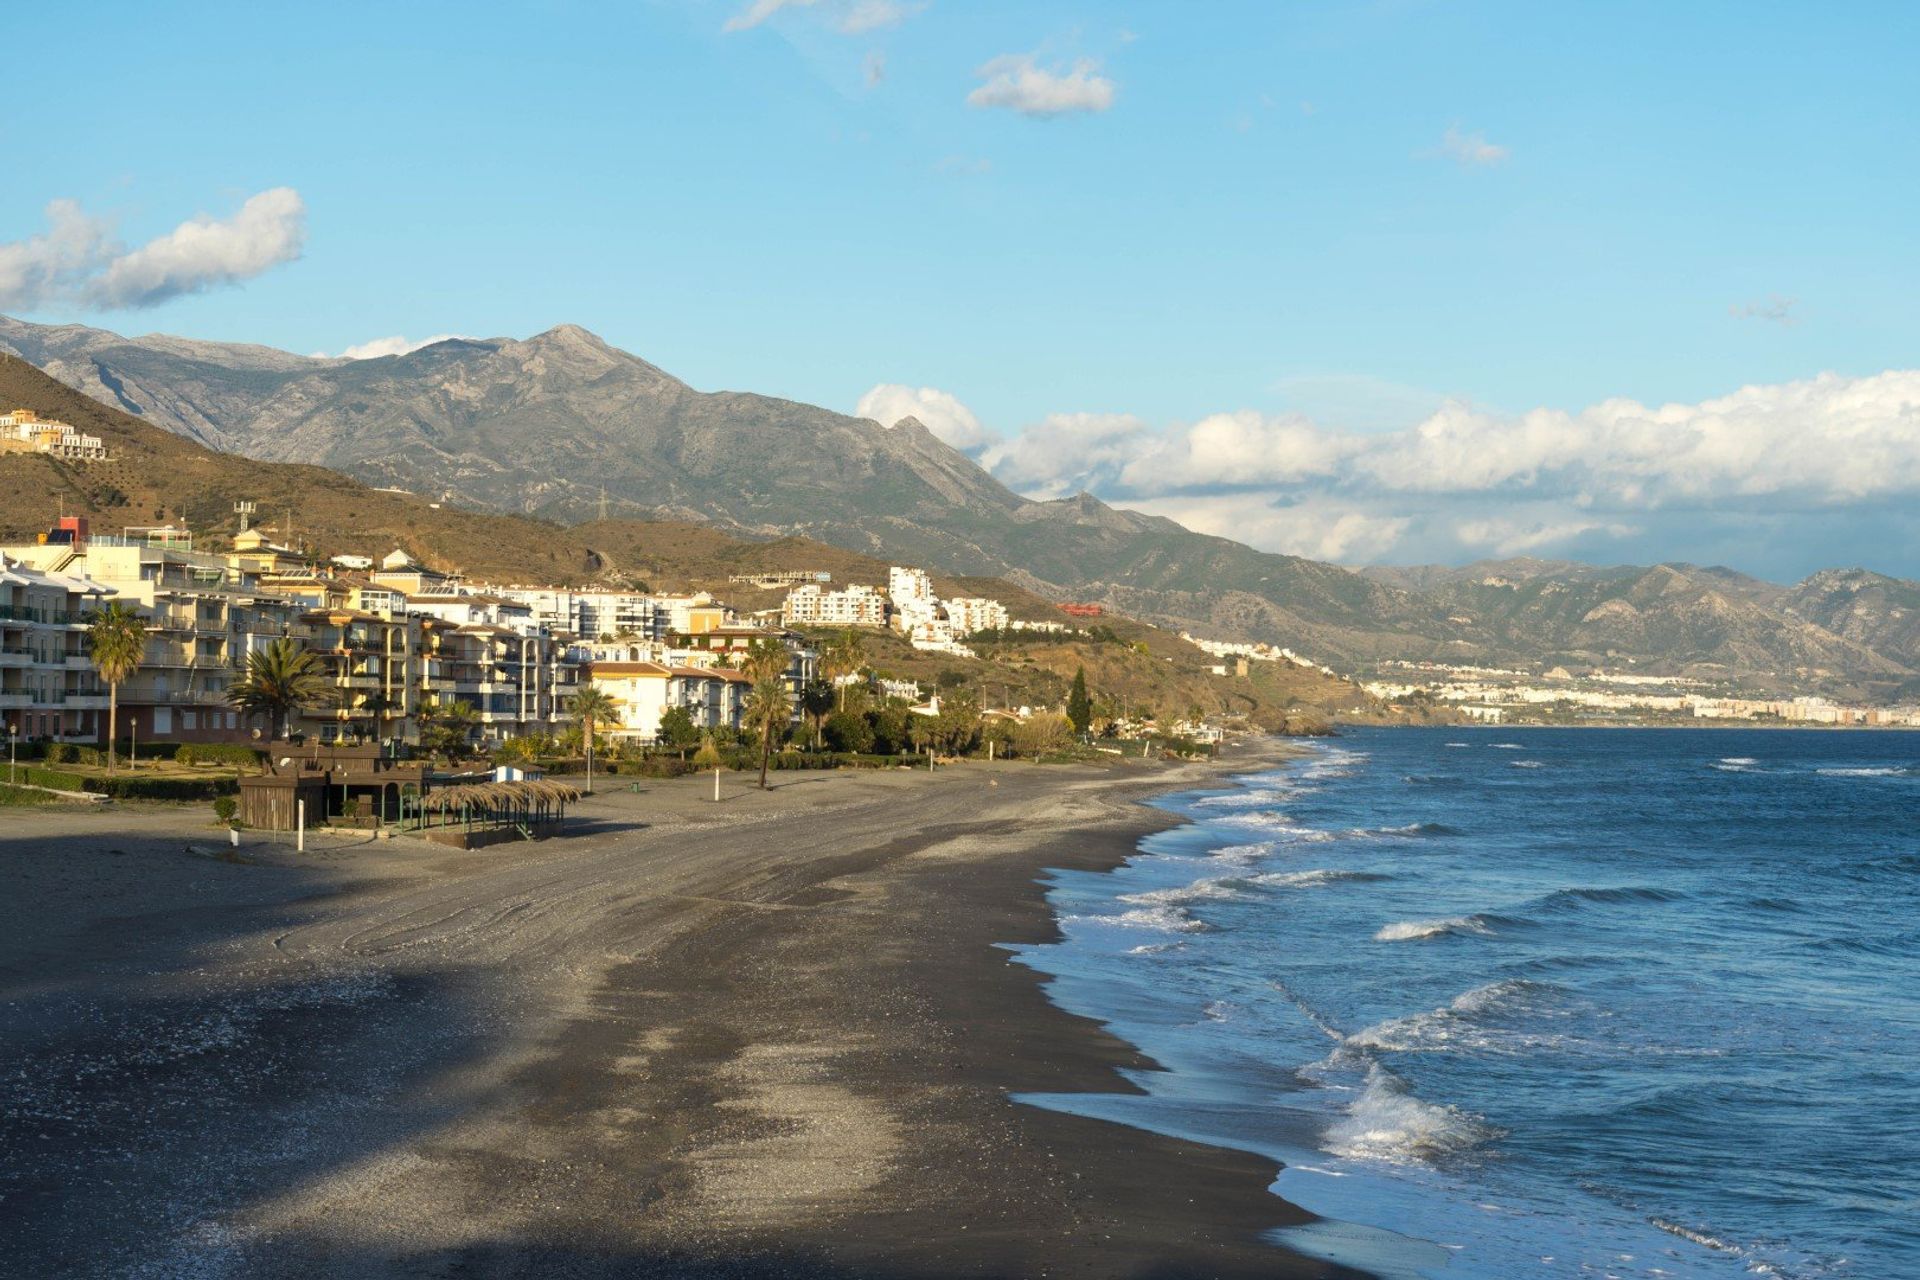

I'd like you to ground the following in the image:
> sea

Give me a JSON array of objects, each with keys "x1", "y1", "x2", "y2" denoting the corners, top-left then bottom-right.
[{"x1": 1012, "y1": 727, "x2": 1918, "y2": 1279}]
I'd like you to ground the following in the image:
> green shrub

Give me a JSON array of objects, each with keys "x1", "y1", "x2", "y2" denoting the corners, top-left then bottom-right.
[
  {"x1": 212, "y1": 795, "x2": 238, "y2": 824},
  {"x1": 21, "y1": 766, "x2": 86, "y2": 792},
  {"x1": 83, "y1": 775, "x2": 237, "y2": 802},
  {"x1": 624, "y1": 755, "x2": 693, "y2": 779},
  {"x1": 73, "y1": 747, "x2": 105, "y2": 767},
  {"x1": 44, "y1": 743, "x2": 74, "y2": 764},
  {"x1": 0, "y1": 783, "x2": 57, "y2": 805},
  {"x1": 176, "y1": 743, "x2": 264, "y2": 768}
]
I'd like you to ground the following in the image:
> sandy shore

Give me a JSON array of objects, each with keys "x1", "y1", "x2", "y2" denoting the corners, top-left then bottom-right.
[{"x1": 0, "y1": 742, "x2": 1362, "y2": 1278}]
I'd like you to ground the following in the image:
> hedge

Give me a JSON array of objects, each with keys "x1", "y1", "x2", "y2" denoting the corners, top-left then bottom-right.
[
  {"x1": 16, "y1": 765, "x2": 236, "y2": 801},
  {"x1": 0, "y1": 783, "x2": 58, "y2": 805},
  {"x1": 174, "y1": 744, "x2": 264, "y2": 767}
]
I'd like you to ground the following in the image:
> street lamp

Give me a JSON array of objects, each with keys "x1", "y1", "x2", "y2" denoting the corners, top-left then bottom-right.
[{"x1": 7, "y1": 722, "x2": 16, "y2": 786}]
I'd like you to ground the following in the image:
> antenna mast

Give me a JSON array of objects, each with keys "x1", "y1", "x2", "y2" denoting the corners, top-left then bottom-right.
[{"x1": 234, "y1": 500, "x2": 257, "y2": 533}]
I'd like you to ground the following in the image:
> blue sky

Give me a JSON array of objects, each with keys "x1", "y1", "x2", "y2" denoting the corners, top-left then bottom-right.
[{"x1": 5, "y1": 1, "x2": 1919, "y2": 578}]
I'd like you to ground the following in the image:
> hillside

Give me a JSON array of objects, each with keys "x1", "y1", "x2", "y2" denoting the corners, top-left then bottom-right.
[
  {"x1": 9, "y1": 315, "x2": 1920, "y2": 697},
  {"x1": 0, "y1": 354, "x2": 1374, "y2": 731},
  {"x1": 0, "y1": 316, "x2": 1471, "y2": 664}
]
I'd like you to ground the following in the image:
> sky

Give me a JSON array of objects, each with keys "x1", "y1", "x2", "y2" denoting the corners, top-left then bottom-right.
[{"x1": 3, "y1": 0, "x2": 1919, "y2": 580}]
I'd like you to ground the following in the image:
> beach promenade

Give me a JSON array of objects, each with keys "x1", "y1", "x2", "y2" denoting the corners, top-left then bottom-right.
[{"x1": 0, "y1": 745, "x2": 1356, "y2": 1279}]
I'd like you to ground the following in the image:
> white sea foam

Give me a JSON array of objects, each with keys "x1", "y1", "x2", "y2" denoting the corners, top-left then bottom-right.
[
  {"x1": 1208, "y1": 840, "x2": 1278, "y2": 865},
  {"x1": 1344, "y1": 980, "x2": 1563, "y2": 1054},
  {"x1": 1720, "y1": 757, "x2": 1758, "y2": 766},
  {"x1": 1509, "y1": 759, "x2": 1544, "y2": 769},
  {"x1": 1815, "y1": 766, "x2": 1908, "y2": 777},
  {"x1": 1064, "y1": 905, "x2": 1210, "y2": 934},
  {"x1": 1194, "y1": 786, "x2": 1296, "y2": 810},
  {"x1": 1250, "y1": 868, "x2": 1385, "y2": 890},
  {"x1": 1490, "y1": 742, "x2": 1525, "y2": 749},
  {"x1": 1120, "y1": 876, "x2": 1250, "y2": 908},
  {"x1": 1444, "y1": 742, "x2": 1471, "y2": 748},
  {"x1": 1374, "y1": 914, "x2": 1498, "y2": 942},
  {"x1": 1324, "y1": 1064, "x2": 1498, "y2": 1164}
]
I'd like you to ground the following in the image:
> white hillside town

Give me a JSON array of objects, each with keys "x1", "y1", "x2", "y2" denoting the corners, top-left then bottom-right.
[{"x1": 780, "y1": 565, "x2": 1010, "y2": 657}]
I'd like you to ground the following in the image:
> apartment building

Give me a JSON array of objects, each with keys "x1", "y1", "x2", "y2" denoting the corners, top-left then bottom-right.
[
  {"x1": 8, "y1": 528, "x2": 303, "y2": 744},
  {"x1": 0, "y1": 555, "x2": 111, "y2": 742},
  {"x1": 781, "y1": 583, "x2": 888, "y2": 628},
  {"x1": 944, "y1": 596, "x2": 1009, "y2": 635},
  {"x1": 584, "y1": 651, "x2": 751, "y2": 743},
  {"x1": 0, "y1": 408, "x2": 109, "y2": 461},
  {"x1": 489, "y1": 586, "x2": 670, "y2": 641}
]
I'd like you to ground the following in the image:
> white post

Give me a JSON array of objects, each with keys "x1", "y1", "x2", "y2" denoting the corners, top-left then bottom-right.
[
  {"x1": 713, "y1": 765, "x2": 720, "y2": 802},
  {"x1": 988, "y1": 738, "x2": 994, "y2": 763},
  {"x1": 228, "y1": 826, "x2": 239, "y2": 849},
  {"x1": 297, "y1": 798, "x2": 305, "y2": 853}
]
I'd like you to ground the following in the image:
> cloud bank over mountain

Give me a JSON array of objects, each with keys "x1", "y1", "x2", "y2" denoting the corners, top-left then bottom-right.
[
  {"x1": 868, "y1": 369, "x2": 1920, "y2": 572},
  {"x1": 0, "y1": 189, "x2": 305, "y2": 312}
]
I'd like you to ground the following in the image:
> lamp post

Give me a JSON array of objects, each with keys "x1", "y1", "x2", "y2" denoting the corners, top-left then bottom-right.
[{"x1": 7, "y1": 723, "x2": 16, "y2": 786}]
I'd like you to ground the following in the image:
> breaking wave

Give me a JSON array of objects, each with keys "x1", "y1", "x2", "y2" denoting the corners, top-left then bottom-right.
[
  {"x1": 1815, "y1": 765, "x2": 1911, "y2": 778},
  {"x1": 1062, "y1": 905, "x2": 1211, "y2": 934},
  {"x1": 1373, "y1": 913, "x2": 1515, "y2": 942},
  {"x1": 1324, "y1": 1064, "x2": 1500, "y2": 1164}
]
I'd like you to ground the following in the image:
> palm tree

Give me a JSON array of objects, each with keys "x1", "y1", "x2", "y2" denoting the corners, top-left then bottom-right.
[
  {"x1": 225, "y1": 637, "x2": 334, "y2": 740},
  {"x1": 569, "y1": 684, "x2": 618, "y2": 794},
  {"x1": 419, "y1": 698, "x2": 480, "y2": 762},
  {"x1": 85, "y1": 600, "x2": 147, "y2": 774},
  {"x1": 824, "y1": 628, "x2": 867, "y2": 709},
  {"x1": 798, "y1": 678, "x2": 835, "y2": 750},
  {"x1": 743, "y1": 674, "x2": 791, "y2": 790},
  {"x1": 729, "y1": 639, "x2": 794, "y2": 789}
]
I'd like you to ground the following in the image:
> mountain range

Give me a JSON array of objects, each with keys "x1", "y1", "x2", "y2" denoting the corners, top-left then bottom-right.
[{"x1": 4, "y1": 314, "x2": 1917, "y2": 700}]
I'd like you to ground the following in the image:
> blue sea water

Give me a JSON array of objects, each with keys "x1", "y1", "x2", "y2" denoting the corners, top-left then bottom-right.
[{"x1": 1013, "y1": 727, "x2": 1920, "y2": 1279}]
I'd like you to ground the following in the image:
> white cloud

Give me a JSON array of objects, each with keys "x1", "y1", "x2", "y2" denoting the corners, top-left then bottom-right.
[
  {"x1": 0, "y1": 199, "x2": 113, "y2": 311},
  {"x1": 723, "y1": 0, "x2": 918, "y2": 34},
  {"x1": 1435, "y1": 124, "x2": 1509, "y2": 167},
  {"x1": 1127, "y1": 494, "x2": 1412, "y2": 564},
  {"x1": 980, "y1": 411, "x2": 1150, "y2": 495},
  {"x1": 1115, "y1": 409, "x2": 1356, "y2": 494},
  {"x1": 857, "y1": 383, "x2": 991, "y2": 450},
  {"x1": 1730, "y1": 294, "x2": 1798, "y2": 325},
  {"x1": 0, "y1": 188, "x2": 304, "y2": 312},
  {"x1": 958, "y1": 368, "x2": 1920, "y2": 564},
  {"x1": 84, "y1": 188, "x2": 306, "y2": 309},
  {"x1": 313, "y1": 333, "x2": 470, "y2": 361},
  {"x1": 1454, "y1": 516, "x2": 1639, "y2": 556},
  {"x1": 967, "y1": 54, "x2": 1116, "y2": 118}
]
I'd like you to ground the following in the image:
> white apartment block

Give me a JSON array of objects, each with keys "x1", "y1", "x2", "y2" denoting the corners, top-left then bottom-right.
[
  {"x1": 0, "y1": 409, "x2": 109, "y2": 461},
  {"x1": 490, "y1": 587, "x2": 670, "y2": 641},
  {"x1": 782, "y1": 583, "x2": 888, "y2": 628},
  {"x1": 945, "y1": 596, "x2": 1008, "y2": 635},
  {"x1": 0, "y1": 554, "x2": 112, "y2": 742}
]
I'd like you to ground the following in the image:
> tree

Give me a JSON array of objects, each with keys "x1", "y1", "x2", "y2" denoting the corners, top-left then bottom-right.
[
  {"x1": 225, "y1": 637, "x2": 334, "y2": 742},
  {"x1": 824, "y1": 628, "x2": 866, "y2": 709},
  {"x1": 86, "y1": 601, "x2": 147, "y2": 773},
  {"x1": 798, "y1": 678, "x2": 836, "y2": 749},
  {"x1": 569, "y1": 684, "x2": 618, "y2": 793},
  {"x1": 657, "y1": 705, "x2": 700, "y2": 758},
  {"x1": 692, "y1": 731, "x2": 723, "y2": 771},
  {"x1": 1015, "y1": 712, "x2": 1073, "y2": 761},
  {"x1": 743, "y1": 672, "x2": 791, "y2": 790},
  {"x1": 419, "y1": 699, "x2": 480, "y2": 762},
  {"x1": 931, "y1": 688, "x2": 981, "y2": 755},
  {"x1": 1066, "y1": 667, "x2": 1093, "y2": 736},
  {"x1": 824, "y1": 708, "x2": 874, "y2": 754}
]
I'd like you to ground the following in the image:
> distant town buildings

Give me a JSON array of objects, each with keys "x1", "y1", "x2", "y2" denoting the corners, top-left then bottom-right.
[
  {"x1": 776, "y1": 565, "x2": 1012, "y2": 658},
  {"x1": 0, "y1": 408, "x2": 108, "y2": 461}
]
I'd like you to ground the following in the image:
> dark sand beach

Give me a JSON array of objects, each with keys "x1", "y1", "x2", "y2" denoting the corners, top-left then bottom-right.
[{"x1": 1, "y1": 742, "x2": 1360, "y2": 1278}]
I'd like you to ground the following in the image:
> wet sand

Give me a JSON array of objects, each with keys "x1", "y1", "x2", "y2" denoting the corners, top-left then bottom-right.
[{"x1": 0, "y1": 743, "x2": 1363, "y2": 1278}]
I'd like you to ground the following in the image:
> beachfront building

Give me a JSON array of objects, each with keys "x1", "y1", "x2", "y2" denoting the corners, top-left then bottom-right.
[
  {"x1": 0, "y1": 553, "x2": 112, "y2": 743},
  {"x1": 419, "y1": 619, "x2": 567, "y2": 747},
  {"x1": 584, "y1": 649, "x2": 751, "y2": 743},
  {"x1": 781, "y1": 583, "x2": 888, "y2": 629},
  {"x1": 489, "y1": 586, "x2": 672, "y2": 642},
  {"x1": 6, "y1": 527, "x2": 306, "y2": 745},
  {"x1": 292, "y1": 608, "x2": 424, "y2": 745}
]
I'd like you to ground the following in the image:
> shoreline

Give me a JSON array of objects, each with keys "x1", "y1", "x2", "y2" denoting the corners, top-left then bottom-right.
[{"x1": 1, "y1": 740, "x2": 1361, "y2": 1278}]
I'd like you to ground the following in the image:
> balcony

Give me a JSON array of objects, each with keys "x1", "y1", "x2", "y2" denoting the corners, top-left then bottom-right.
[{"x1": 0, "y1": 604, "x2": 70, "y2": 625}]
